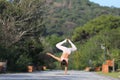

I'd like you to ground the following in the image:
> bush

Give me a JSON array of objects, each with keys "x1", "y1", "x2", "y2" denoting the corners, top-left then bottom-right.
[{"x1": 15, "y1": 53, "x2": 32, "y2": 72}]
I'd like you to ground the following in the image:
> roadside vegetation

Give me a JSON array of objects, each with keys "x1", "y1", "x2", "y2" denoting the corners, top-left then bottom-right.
[
  {"x1": 97, "y1": 72, "x2": 120, "y2": 79},
  {"x1": 0, "y1": 0, "x2": 120, "y2": 72}
]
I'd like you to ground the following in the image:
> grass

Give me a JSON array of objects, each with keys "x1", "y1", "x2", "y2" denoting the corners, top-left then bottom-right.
[{"x1": 97, "y1": 71, "x2": 120, "y2": 79}]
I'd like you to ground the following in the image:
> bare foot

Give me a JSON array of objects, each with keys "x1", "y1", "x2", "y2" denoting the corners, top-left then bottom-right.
[{"x1": 46, "y1": 53, "x2": 51, "y2": 56}]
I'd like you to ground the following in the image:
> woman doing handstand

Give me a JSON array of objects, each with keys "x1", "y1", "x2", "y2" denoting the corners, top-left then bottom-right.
[{"x1": 47, "y1": 39, "x2": 77, "y2": 74}]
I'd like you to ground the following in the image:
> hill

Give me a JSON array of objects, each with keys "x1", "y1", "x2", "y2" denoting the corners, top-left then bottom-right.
[{"x1": 45, "y1": 0, "x2": 120, "y2": 36}]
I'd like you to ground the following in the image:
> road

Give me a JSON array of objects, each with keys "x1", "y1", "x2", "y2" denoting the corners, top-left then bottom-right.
[{"x1": 0, "y1": 70, "x2": 119, "y2": 80}]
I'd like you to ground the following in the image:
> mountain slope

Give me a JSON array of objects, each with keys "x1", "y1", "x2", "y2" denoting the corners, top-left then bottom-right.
[{"x1": 45, "y1": 0, "x2": 120, "y2": 36}]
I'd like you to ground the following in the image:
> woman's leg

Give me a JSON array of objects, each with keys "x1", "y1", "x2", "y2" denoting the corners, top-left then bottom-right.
[
  {"x1": 47, "y1": 53, "x2": 61, "y2": 62},
  {"x1": 56, "y1": 39, "x2": 67, "y2": 51}
]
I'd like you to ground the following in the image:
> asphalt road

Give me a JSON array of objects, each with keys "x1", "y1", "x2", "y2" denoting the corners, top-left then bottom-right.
[{"x1": 0, "y1": 70, "x2": 119, "y2": 80}]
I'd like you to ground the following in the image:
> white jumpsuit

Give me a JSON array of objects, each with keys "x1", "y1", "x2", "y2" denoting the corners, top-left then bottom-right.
[{"x1": 56, "y1": 39, "x2": 77, "y2": 61}]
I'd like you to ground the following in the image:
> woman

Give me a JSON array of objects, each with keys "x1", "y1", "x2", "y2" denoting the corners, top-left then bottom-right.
[{"x1": 47, "y1": 39, "x2": 77, "y2": 74}]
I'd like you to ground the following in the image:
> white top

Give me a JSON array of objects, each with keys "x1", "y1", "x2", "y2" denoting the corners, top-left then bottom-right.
[{"x1": 56, "y1": 39, "x2": 77, "y2": 54}]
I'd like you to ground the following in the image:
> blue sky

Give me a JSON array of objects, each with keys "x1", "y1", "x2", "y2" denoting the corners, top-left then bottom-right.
[{"x1": 89, "y1": 0, "x2": 120, "y2": 8}]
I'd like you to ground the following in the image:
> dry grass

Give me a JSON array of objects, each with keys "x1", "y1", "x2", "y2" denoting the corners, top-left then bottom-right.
[{"x1": 97, "y1": 71, "x2": 120, "y2": 79}]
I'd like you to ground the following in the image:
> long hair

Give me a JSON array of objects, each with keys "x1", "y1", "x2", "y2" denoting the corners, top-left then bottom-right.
[{"x1": 61, "y1": 60, "x2": 68, "y2": 67}]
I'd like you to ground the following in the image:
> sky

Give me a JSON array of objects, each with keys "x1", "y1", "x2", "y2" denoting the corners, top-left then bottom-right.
[{"x1": 89, "y1": 0, "x2": 120, "y2": 8}]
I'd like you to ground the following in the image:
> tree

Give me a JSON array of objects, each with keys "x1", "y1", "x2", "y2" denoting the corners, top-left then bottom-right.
[
  {"x1": 0, "y1": 0, "x2": 46, "y2": 47},
  {"x1": 72, "y1": 15, "x2": 120, "y2": 69},
  {"x1": 0, "y1": 0, "x2": 47, "y2": 72},
  {"x1": 73, "y1": 15, "x2": 120, "y2": 43}
]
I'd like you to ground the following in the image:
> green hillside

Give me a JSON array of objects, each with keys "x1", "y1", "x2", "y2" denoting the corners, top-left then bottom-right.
[{"x1": 45, "y1": 0, "x2": 120, "y2": 36}]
